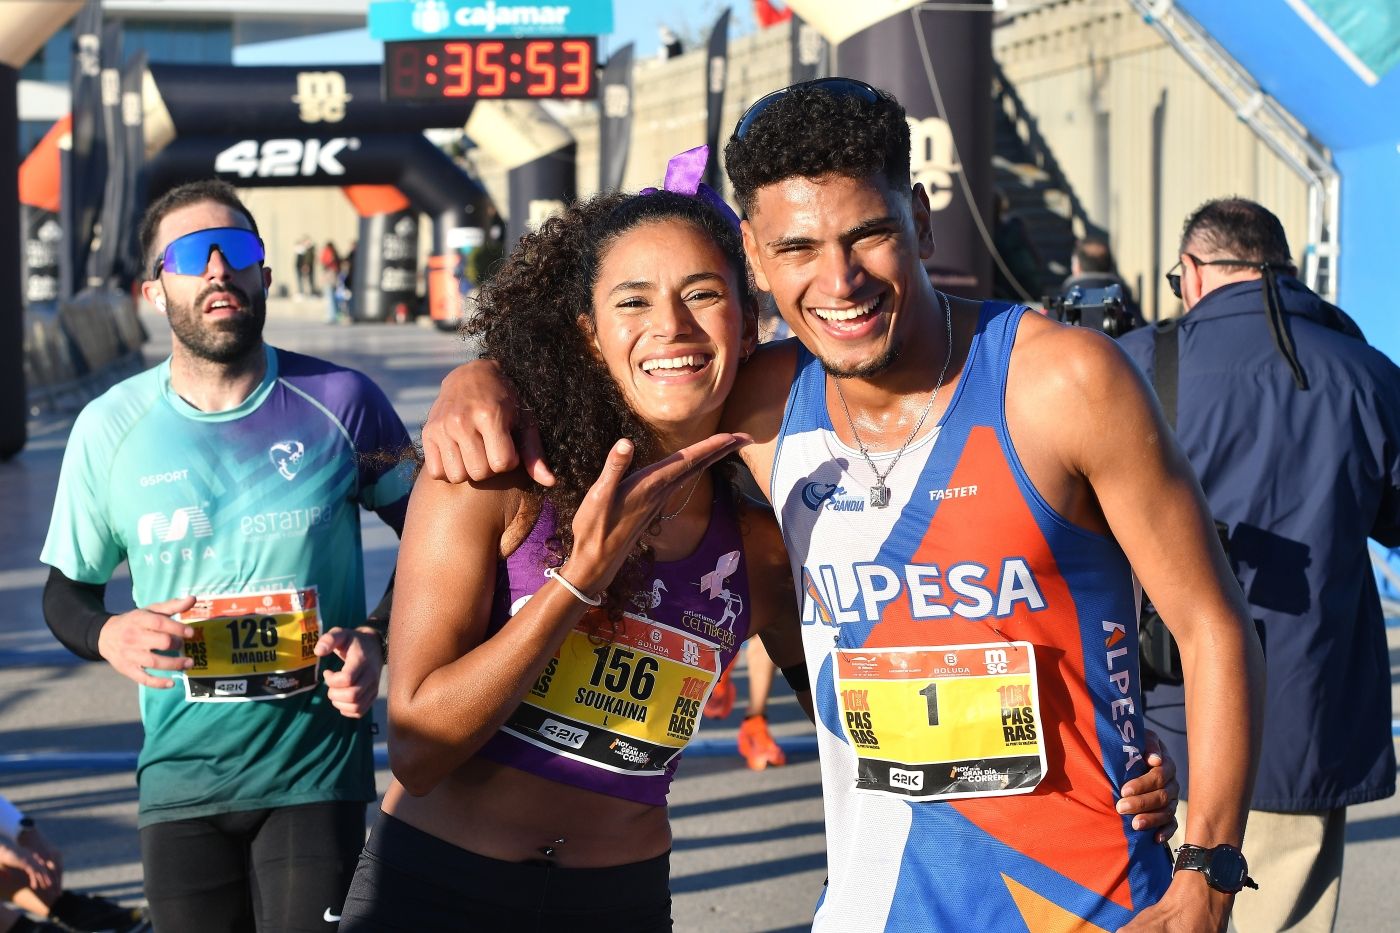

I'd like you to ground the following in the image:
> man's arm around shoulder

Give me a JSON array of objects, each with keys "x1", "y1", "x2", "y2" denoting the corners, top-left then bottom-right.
[
  {"x1": 419, "y1": 341, "x2": 800, "y2": 492},
  {"x1": 719, "y1": 339, "x2": 799, "y2": 502}
]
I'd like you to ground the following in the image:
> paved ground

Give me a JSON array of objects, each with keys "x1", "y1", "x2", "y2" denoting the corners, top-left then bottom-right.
[{"x1": 1, "y1": 300, "x2": 1396, "y2": 931}]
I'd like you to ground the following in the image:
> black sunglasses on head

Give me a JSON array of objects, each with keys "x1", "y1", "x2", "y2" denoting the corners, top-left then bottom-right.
[{"x1": 735, "y1": 77, "x2": 881, "y2": 140}]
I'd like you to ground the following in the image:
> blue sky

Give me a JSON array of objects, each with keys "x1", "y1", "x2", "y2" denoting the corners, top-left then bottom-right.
[{"x1": 234, "y1": 1, "x2": 761, "y2": 67}]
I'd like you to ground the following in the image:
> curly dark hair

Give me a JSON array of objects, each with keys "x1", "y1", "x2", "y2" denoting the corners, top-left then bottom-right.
[
  {"x1": 724, "y1": 81, "x2": 910, "y2": 216},
  {"x1": 464, "y1": 189, "x2": 754, "y2": 622}
]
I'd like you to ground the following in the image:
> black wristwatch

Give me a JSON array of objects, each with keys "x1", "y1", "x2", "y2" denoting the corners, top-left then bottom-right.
[
  {"x1": 1173, "y1": 843, "x2": 1258, "y2": 894},
  {"x1": 366, "y1": 623, "x2": 389, "y2": 663}
]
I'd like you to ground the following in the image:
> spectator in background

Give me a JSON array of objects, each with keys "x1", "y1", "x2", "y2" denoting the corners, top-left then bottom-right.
[
  {"x1": 1061, "y1": 235, "x2": 1143, "y2": 324},
  {"x1": 1120, "y1": 197, "x2": 1400, "y2": 933},
  {"x1": 990, "y1": 189, "x2": 1043, "y2": 303},
  {"x1": 335, "y1": 240, "x2": 357, "y2": 323},
  {"x1": 1, "y1": 795, "x2": 148, "y2": 932},
  {"x1": 294, "y1": 234, "x2": 316, "y2": 299},
  {"x1": 320, "y1": 240, "x2": 342, "y2": 323}
]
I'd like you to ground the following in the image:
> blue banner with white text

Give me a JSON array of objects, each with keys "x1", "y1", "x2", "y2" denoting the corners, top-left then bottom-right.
[{"x1": 368, "y1": 0, "x2": 613, "y2": 41}]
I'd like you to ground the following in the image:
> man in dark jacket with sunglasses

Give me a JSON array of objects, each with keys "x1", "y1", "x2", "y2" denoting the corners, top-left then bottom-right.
[
  {"x1": 39, "y1": 180, "x2": 412, "y2": 931},
  {"x1": 1120, "y1": 197, "x2": 1400, "y2": 933}
]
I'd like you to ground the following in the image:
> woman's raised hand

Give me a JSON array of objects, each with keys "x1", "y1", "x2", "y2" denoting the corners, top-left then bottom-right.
[{"x1": 562, "y1": 434, "x2": 750, "y2": 595}]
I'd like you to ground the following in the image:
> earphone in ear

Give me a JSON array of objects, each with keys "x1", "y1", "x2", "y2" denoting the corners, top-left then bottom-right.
[{"x1": 155, "y1": 295, "x2": 166, "y2": 311}]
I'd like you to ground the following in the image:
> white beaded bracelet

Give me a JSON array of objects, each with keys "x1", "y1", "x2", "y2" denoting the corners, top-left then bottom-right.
[{"x1": 544, "y1": 566, "x2": 603, "y2": 607}]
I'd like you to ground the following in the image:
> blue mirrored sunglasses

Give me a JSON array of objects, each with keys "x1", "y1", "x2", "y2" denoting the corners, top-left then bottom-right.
[
  {"x1": 153, "y1": 227, "x2": 265, "y2": 279},
  {"x1": 735, "y1": 77, "x2": 881, "y2": 139}
]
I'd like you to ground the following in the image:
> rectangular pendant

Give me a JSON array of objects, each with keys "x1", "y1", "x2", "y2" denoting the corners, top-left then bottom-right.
[{"x1": 869, "y1": 484, "x2": 891, "y2": 509}]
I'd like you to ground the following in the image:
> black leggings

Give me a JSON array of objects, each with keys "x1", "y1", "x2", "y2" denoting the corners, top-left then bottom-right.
[
  {"x1": 339, "y1": 812, "x2": 673, "y2": 932},
  {"x1": 139, "y1": 800, "x2": 366, "y2": 933}
]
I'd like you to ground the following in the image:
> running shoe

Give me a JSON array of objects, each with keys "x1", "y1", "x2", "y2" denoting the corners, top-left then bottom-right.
[
  {"x1": 47, "y1": 892, "x2": 151, "y2": 933},
  {"x1": 737, "y1": 714, "x2": 787, "y2": 770},
  {"x1": 704, "y1": 668, "x2": 736, "y2": 720}
]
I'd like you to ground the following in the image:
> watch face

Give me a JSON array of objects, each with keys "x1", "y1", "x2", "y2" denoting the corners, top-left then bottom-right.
[{"x1": 1205, "y1": 847, "x2": 1247, "y2": 892}]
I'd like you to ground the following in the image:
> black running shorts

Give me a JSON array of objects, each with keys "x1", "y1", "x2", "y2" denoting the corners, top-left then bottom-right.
[
  {"x1": 338, "y1": 811, "x2": 672, "y2": 932},
  {"x1": 140, "y1": 800, "x2": 366, "y2": 933}
]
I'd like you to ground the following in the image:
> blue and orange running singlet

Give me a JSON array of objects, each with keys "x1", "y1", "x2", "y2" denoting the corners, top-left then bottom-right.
[{"x1": 770, "y1": 302, "x2": 1172, "y2": 931}]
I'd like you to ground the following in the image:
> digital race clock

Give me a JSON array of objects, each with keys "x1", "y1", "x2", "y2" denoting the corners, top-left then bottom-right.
[{"x1": 384, "y1": 38, "x2": 597, "y2": 101}]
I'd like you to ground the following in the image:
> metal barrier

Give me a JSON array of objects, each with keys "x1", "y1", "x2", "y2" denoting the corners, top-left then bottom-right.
[{"x1": 24, "y1": 288, "x2": 147, "y2": 415}]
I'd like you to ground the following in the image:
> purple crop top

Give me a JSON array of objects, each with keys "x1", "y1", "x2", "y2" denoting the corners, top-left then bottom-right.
[{"x1": 474, "y1": 490, "x2": 752, "y2": 806}]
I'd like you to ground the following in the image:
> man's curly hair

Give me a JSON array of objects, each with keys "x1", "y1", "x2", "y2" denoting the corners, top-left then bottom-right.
[
  {"x1": 724, "y1": 82, "x2": 910, "y2": 216},
  {"x1": 464, "y1": 189, "x2": 754, "y2": 622}
]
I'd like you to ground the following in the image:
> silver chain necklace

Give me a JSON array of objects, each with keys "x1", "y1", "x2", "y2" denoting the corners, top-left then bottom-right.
[
  {"x1": 832, "y1": 290, "x2": 954, "y2": 509},
  {"x1": 647, "y1": 469, "x2": 704, "y2": 537}
]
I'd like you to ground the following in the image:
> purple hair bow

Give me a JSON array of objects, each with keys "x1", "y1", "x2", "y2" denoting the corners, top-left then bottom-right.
[{"x1": 639, "y1": 144, "x2": 741, "y2": 230}]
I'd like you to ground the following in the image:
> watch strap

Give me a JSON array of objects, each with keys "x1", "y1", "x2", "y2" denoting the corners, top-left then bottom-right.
[{"x1": 1173, "y1": 843, "x2": 1257, "y2": 893}]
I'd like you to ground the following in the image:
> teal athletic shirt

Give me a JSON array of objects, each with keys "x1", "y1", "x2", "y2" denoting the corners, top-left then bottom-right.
[{"x1": 41, "y1": 345, "x2": 413, "y2": 826}]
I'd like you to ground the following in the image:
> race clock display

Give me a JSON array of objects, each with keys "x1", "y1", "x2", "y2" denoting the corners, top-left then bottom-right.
[{"x1": 384, "y1": 38, "x2": 597, "y2": 101}]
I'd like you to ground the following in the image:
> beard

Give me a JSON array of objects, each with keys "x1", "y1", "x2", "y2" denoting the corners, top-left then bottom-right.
[
  {"x1": 821, "y1": 338, "x2": 903, "y2": 380},
  {"x1": 166, "y1": 282, "x2": 267, "y2": 364}
]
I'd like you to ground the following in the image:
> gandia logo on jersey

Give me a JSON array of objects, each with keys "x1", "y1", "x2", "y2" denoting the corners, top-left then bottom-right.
[
  {"x1": 801, "y1": 482, "x2": 865, "y2": 513},
  {"x1": 136, "y1": 507, "x2": 214, "y2": 545}
]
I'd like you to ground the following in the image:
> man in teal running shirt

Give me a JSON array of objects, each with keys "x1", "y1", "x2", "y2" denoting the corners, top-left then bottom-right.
[{"x1": 40, "y1": 180, "x2": 412, "y2": 932}]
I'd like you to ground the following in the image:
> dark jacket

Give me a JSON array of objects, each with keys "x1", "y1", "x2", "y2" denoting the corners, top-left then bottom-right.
[{"x1": 1119, "y1": 276, "x2": 1400, "y2": 811}]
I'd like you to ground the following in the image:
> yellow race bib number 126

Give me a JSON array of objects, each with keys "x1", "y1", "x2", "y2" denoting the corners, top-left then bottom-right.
[{"x1": 179, "y1": 588, "x2": 321, "y2": 702}]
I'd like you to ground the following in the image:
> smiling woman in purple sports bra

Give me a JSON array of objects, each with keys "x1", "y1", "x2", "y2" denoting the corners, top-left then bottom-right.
[{"x1": 337, "y1": 159, "x2": 812, "y2": 932}]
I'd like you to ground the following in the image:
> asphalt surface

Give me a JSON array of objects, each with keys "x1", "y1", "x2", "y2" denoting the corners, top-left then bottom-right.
[{"x1": 1, "y1": 300, "x2": 1396, "y2": 931}]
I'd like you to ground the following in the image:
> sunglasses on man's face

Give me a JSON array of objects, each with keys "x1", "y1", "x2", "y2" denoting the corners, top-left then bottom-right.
[
  {"x1": 153, "y1": 227, "x2": 265, "y2": 279},
  {"x1": 735, "y1": 77, "x2": 881, "y2": 140},
  {"x1": 1165, "y1": 253, "x2": 1261, "y2": 299}
]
